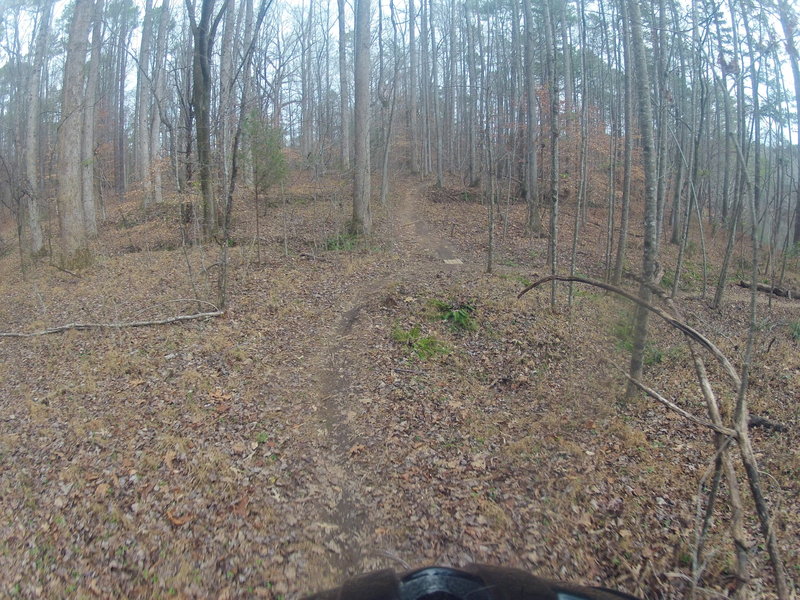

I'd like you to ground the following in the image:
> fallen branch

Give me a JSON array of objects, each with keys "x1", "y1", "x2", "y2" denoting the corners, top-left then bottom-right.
[
  {"x1": 0, "y1": 310, "x2": 224, "y2": 338},
  {"x1": 737, "y1": 280, "x2": 797, "y2": 300},
  {"x1": 748, "y1": 415, "x2": 788, "y2": 433},
  {"x1": 616, "y1": 365, "x2": 738, "y2": 438}
]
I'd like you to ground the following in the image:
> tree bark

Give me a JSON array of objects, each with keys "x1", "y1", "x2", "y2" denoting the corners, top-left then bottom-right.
[
  {"x1": 56, "y1": 0, "x2": 93, "y2": 266},
  {"x1": 136, "y1": 0, "x2": 155, "y2": 205},
  {"x1": 337, "y1": 0, "x2": 351, "y2": 170},
  {"x1": 23, "y1": 0, "x2": 52, "y2": 256},
  {"x1": 187, "y1": 0, "x2": 228, "y2": 235},
  {"x1": 351, "y1": 0, "x2": 371, "y2": 234},
  {"x1": 625, "y1": 0, "x2": 659, "y2": 396},
  {"x1": 82, "y1": 0, "x2": 104, "y2": 238},
  {"x1": 521, "y1": 0, "x2": 541, "y2": 234}
]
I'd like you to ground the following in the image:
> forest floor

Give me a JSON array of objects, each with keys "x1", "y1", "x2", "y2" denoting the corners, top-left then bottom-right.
[{"x1": 0, "y1": 172, "x2": 798, "y2": 599}]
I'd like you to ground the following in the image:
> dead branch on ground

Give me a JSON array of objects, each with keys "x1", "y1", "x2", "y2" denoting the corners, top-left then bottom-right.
[{"x1": 0, "y1": 310, "x2": 223, "y2": 338}]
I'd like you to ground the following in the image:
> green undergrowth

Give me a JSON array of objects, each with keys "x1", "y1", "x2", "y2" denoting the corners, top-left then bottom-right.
[
  {"x1": 791, "y1": 321, "x2": 800, "y2": 342},
  {"x1": 324, "y1": 232, "x2": 360, "y2": 251},
  {"x1": 428, "y1": 298, "x2": 477, "y2": 332},
  {"x1": 391, "y1": 325, "x2": 450, "y2": 359}
]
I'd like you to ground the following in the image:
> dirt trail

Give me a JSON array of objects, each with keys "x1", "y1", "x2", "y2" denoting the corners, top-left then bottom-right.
[{"x1": 303, "y1": 182, "x2": 468, "y2": 585}]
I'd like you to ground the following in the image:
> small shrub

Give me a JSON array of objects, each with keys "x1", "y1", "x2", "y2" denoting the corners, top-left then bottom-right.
[
  {"x1": 391, "y1": 325, "x2": 449, "y2": 359},
  {"x1": 790, "y1": 321, "x2": 800, "y2": 342},
  {"x1": 429, "y1": 299, "x2": 477, "y2": 332},
  {"x1": 324, "y1": 233, "x2": 359, "y2": 251}
]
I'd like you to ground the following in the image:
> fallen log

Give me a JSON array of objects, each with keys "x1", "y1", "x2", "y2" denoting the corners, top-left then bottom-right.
[{"x1": 737, "y1": 280, "x2": 798, "y2": 299}]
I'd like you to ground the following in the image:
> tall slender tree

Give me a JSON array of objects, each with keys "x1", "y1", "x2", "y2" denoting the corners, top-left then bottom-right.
[
  {"x1": 351, "y1": 0, "x2": 371, "y2": 234},
  {"x1": 56, "y1": 0, "x2": 94, "y2": 266}
]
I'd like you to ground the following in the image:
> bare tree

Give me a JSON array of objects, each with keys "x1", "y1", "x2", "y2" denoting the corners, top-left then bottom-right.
[
  {"x1": 625, "y1": 0, "x2": 660, "y2": 396},
  {"x1": 351, "y1": 0, "x2": 371, "y2": 234},
  {"x1": 23, "y1": 0, "x2": 52, "y2": 256},
  {"x1": 186, "y1": 0, "x2": 229, "y2": 235},
  {"x1": 56, "y1": 0, "x2": 93, "y2": 266},
  {"x1": 337, "y1": 0, "x2": 351, "y2": 169}
]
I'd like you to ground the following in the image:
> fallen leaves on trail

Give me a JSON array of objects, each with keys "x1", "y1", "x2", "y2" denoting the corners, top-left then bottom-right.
[{"x1": 0, "y1": 175, "x2": 797, "y2": 599}]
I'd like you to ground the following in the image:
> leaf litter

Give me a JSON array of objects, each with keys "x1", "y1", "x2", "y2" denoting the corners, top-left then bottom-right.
[{"x1": 0, "y1": 174, "x2": 797, "y2": 598}]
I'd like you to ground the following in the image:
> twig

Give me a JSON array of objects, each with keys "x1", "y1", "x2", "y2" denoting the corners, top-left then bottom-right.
[
  {"x1": 49, "y1": 263, "x2": 82, "y2": 278},
  {"x1": 615, "y1": 366, "x2": 737, "y2": 438},
  {"x1": 0, "y1": 310, "x2": 223, "y2": 338}
]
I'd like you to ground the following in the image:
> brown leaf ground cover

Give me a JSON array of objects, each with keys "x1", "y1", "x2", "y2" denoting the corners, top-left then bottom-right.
[{"x1": 0, "y1": 173, "x2": 797, "y2": 599}]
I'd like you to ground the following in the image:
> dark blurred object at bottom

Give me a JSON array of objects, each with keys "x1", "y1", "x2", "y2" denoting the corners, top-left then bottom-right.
[{"x1": 303, "y1": 564, "x2": 642, "y2": 600}]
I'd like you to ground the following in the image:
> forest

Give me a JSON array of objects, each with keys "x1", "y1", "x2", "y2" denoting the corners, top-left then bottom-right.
[{"x1": 0, "y1": 0, "x2": 798, "y2": 597}]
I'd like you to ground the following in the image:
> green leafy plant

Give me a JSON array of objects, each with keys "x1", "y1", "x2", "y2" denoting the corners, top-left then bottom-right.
[
  {"x1": 391, "y1": 325, "x2": 449, "y2": 359},
  {"x1": 324, "y1": 233, "x2": 360, "y2": 251},
  {"x1": 790, "y1": 321, "x2": 800, "y2": 342},
  {"x1": 245, "y1": 113, "x2": 287, "y2": 193},
  {"x1": 429, "y1": 299, "x2": 477, "y2": 331}
]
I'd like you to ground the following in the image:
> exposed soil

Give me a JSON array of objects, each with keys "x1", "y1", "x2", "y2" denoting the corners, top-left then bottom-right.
[{"x1": 0, "y1": 175, "x2": 797, "y2": 599}]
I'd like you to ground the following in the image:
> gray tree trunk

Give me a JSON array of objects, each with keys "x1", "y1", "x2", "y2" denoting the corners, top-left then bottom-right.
[
  {"x1": 612, "y1": 2, "x2": 632, "y2": 286},
  {"x1": 56, "y1": 0, "x2": 93, "y2": 266},
  {"x1": 626, "y1": 0, "x2": 659, "y2": 395},
  {"x1": 777, "y1": 1, "x2": 800, "y2": 244},
  {"x1": 150, "y1": 0, "x2": 171, "y2": 205},
  {"x1": 81, "y1": 0, "x2": 104, "y2": 237},
  {"x1": 543, "y1": 0, "x2": 559, "y2": 309},
  {"x1": 351, "y1": 0, "x2": 371, "y2": 234},
  {"x1": 24, "y1": 0, "x2": 52, "y2": 255},
  {"x1": 337, "y1": 0, "x2": 351, "y2": 170},
  {"x1": 522, "y1": 0, "x2": 540, "y2": 234},
  {"x1": 408, "y1": 0, "x2": 419, "y2": 174},
  {"x1": 136, "y1": 0, "x2": 154, "y2": 205}
]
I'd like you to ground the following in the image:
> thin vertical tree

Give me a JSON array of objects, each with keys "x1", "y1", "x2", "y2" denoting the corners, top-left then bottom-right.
[
  {"x1": 351, "y1": 0, "x2": 371, "y2": 234},
  {"x1": 23, "y1": 0, "x2": 52, "y2": 255},
  {"x1": 626, "y1": 0, "x2": 660, "y2": 396}
]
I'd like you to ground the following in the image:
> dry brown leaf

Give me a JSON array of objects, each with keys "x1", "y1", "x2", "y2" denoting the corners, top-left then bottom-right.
[
  {"x1": 233, "y1": 495, "x2": 250, "y2": 517},
  {"x1": 348, "y1": 444, "x2": 366, "y2": 456},
  {"x1": 94, "y1": 483, "x2": 110, "y2": 499},
  {"x1": 166, "y1": 509, "x2": 194, "y2": 527}
]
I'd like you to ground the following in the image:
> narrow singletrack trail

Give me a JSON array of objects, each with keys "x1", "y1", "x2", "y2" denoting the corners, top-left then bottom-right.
[{"x1": 299, "y1": 181, "x2": 472, "y2": 588}]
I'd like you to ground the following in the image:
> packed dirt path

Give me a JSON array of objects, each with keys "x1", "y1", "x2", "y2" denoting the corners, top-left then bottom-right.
[{"x1": 298, "y1": 181, "x2": 472, "y2": 586}]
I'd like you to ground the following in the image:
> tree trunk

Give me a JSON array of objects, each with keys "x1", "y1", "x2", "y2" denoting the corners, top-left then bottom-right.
[
  {"x1": 612, "y1": 2, "x2": 632, "y2": 286},
  {"x1": 136, "y1": 0, "x2": 154, "y2": 205},
  {"x1": 521, "y1": 0, "x2": 540, "y2": 234},
  {"x1": 543, "y1": 0, "x2": 559, "y2": 309},
  {"x1": 150, "y1": 0, "x2": 171, "y2": 205},
  {"x1": 81, "y1": 0, "x2": 104, "y2": 237},
  {"x1": 351, "y1": 0, "x2": 371, "y2": 234},
  {"x1": 187, "y1": 0, "x2": 227, "y2": 235},
  {"x1": 777, "y1": 1, "x2": 800, "y2": 245},
  {"x1": 56, "y1": 0, "x2": 93, "y2": 266},
  {"x1": 337, "y1": 0, "x2": 351, "y2": 170},
  {"x1": 626, "y1": 0, "x2": 659, "y2": 396},
  {"x1": 24, "y1": 0, "x2": 52, "y2": 255}
]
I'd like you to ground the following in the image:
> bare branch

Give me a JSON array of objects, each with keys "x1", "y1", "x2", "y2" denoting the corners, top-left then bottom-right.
[
  {"x1": 616, "y1": 365, "x2": 738, "y2": 438},
  {"x1": 0, "y1": 311, "x2": 223, "y2": 338}
]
